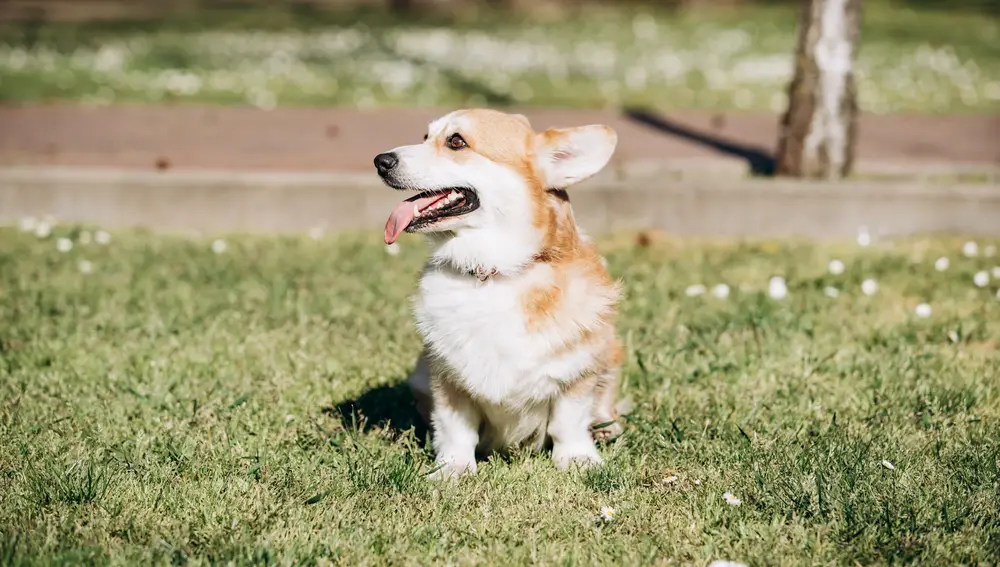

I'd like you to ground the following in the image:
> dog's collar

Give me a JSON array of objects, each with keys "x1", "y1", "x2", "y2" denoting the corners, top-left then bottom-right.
[
  {"x1": 468, "y1": 265, "x2": 498, "y2": 283},
  {"x1": 464, "y1": 252, "x2": 552, "y2": 283}
]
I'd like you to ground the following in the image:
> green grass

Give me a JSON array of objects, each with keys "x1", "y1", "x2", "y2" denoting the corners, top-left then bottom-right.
[
  {"x1": 0, "y1": 1, "x2": 998, "y2": 113},
  {"x1": 1, "y1": 225, "x2": 999, "y2": 566}
]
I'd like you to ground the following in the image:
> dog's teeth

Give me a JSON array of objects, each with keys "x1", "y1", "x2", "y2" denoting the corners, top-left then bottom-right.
[{"x1": 413, "y1": 204, "x2": 421, "y2": 217}]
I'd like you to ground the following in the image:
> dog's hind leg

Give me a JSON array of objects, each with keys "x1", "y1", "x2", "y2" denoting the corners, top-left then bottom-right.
[
  {"x1": 591, "y1": 358, "x2": 631, "y2": 443},
  {"x1": 407, "y1": 349, "x2": 434, "y2": 427}
]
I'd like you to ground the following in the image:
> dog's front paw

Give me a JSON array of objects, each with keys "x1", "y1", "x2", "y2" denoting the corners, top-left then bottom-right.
[
  {"x1": 553, "y1": 445, "x2": 603, "y2": 471},
  {"x1": 591, "y1": 420, "x2": 623, "y2": 443},
  {"x1": 427, "y1": 459, "x2": 477, "y2": 481}
]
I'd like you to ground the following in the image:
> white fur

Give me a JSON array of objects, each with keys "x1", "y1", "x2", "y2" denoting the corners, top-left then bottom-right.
[
  {"x1": 381, "y1": 110, "x2": 619, "y2": 477},
  {"x1": 416, "y1": 262, "x2": 610, "y2": 408},
  {"x1": 536, "y1": 125, "x2": 618, "y2": 189},
  {"x1": 386, "y1": 114, "x2": 544, "y2": 275}
]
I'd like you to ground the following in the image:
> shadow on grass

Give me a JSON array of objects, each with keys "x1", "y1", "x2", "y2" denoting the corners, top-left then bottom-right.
[
  {"x1": 329, "y1": 380, "x2": 428, "y2": 444},
  {"x1": 623, "y1": 106, "x2": 776, "y2": 176}
]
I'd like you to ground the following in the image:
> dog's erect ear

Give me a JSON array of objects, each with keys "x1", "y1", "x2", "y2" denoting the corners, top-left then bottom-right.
[{"x1": 534, "y1": 125, "x2": 617, "y2": 189}]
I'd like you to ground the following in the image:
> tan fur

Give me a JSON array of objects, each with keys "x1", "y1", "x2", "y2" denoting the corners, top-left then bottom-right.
[
  {"x1": 564, "y1": 374, "x2": 599, "y2": 398},
  {"x1": 385, "y1": 109, "x2": 624, "y2": 475},
  {"x1": 433, "y1": 109, "x2": 553, "y2": 239},
  {"x1": 504, "y1": 122, "x2": 624, "y2": 437}
]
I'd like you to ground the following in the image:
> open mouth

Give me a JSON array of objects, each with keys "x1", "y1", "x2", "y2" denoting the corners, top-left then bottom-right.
[{"x1": 384, "y1": 188, "x2": 479, "y2": 244}]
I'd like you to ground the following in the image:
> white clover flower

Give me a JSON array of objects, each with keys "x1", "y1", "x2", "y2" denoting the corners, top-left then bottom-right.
[
  {"x1": 19, "y1": 216, "x2": 37, "y2": 232},
  {"x1": 35, "y1": 222, "x2": 52, "y2": 238},
  {"x1": 308, "y1": 226, "x2": 325, "y2": 240},
  {"x1": 385, "y1": 243, "x2": 401, "y2": 256},
  {"x1": 632, "y1": 13, "x2": 657, "y2": 41},
  {"x1": 857, "y1": 227, "x2": 871, "y2": 247},
  {"x1": 511, "y1": 82, "x2": 534, "y2": 102},
  {"x1": 723, "y1": 491, "x2": 742, "y2": 506},
  {"x1": 828, "y1": 259, "x2": 845, "y2": 275},
  {"x1": 861, "y1": 278, "x2": 878, "y2": 296},
  {"x1": 56, "y1": 238, "x2": 73, "y2": 252},
  {"x1": 992, "y1": 266, "x2": 1000, "y2": 279},
  {"x1": 962, "y1": 241, "x2": 979, "y2": 257},
  {"x1": 248, "y1": 88, "x2": 277, "y2": 110},
  {"x1": 78, "y1": 260, "x2": 93, "y2": 274},
  {"x1": 694, "y1": 479, "x2": 702, "y2": 485},
  {"x1": 285, "y1": 414, "x2": 295, "y2": 423},
  {"x1": 598, "y1": 506, "x2": 616, "y2": 523},
  {"x1": 662, "y1": 475, "x2": 679, "y2": 484},
  {"x1": 768, "y1": 277, "x2": 787, "y2": 300},
  {"x1": 78, "y1": 231, "x2": 92, "y2": 245},
  {"x1": 984, "y1": 244, "x2": 996, "y2": 258},
  {"x1": 712, "y1": 284, "x2": 730, "y2": 299},
  {"x1": 823, "y1": 286, "x2": 840, "y2": 298},
  {"x1": 95, "y1": 230, "x2": 111, "y2": 245},
  {"x1": 914, "y1": 303, "x2": 932, "y2": 318},
  {"x1": 934, "y1": 257, "x2": 950, "y2": 271},
  {"x1": 973, "y1": 271, "x2": 990, "y2": 288},
  {"x1": 212, "y1": 239, "x2": 228, "y2": 254},
  {"x1": 881, "y1": 460, "x2": 895, "y2": 471},
  {"x1": 685, "y1": 284, "x2": 706, "y2": 297}
]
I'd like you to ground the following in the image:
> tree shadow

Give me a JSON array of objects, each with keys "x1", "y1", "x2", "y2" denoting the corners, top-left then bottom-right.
[
  {"x1": 623, "y1": 106, "x2": 776, "y2": 176},
  {"x1": 328, "y1": 380, "x2": 428, "y2": 444}
]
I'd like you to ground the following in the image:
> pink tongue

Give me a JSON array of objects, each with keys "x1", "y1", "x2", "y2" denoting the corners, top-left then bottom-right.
[{"x1": 384, "y1": 193, "x2": 449, "y2": 245}]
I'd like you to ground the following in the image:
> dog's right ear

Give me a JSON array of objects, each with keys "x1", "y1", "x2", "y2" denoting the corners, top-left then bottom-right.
[{"x1": 534, "y1": 125, "x2": 618, "y2": 189}]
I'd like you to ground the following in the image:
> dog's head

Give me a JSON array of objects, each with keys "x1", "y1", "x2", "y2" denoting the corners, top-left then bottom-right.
[{"x1": 375, "y1": 109, "x2": 617, "y2": 251}]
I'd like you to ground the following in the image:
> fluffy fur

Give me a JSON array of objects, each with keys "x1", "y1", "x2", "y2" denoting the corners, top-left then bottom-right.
[{"x1": 375, "y1": 109, "x2": 625, "y2": 478}]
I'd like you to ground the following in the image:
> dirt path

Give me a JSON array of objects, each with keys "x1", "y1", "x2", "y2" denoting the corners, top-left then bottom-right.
[{"x1": 1, "y1": 105, "x2": 997, "y2": 173}]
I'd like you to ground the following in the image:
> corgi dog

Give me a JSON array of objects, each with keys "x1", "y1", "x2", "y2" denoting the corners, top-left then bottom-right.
[{"x1": 374, "y1": 109, "x2": 625, "y2": 478}]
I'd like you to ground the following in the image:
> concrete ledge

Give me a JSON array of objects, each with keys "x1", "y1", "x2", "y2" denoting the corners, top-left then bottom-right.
[{"x1": 1, "y1": 166, "x2": 998, "y2": 238}]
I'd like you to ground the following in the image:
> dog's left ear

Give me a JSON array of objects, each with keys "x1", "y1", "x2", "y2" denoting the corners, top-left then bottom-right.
[{"x1": 534, "y1": 125, "x2": 618, "y2": 189}]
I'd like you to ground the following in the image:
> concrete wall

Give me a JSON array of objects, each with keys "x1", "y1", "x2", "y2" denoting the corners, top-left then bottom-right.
[{"x1": 2, "y1": 167, "x2": 997, "y2": 238}]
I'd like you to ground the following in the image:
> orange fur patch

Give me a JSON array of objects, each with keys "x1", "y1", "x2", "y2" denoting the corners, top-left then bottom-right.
[
  {"x1": 432, "y1": 109, "x2": 551, "y2": 233},
  {"x1": 563, "y1": 373, "x2": 598, "y2": 398},
  {"x1": 438, "y1": 110, "x2": 622, "y2": 391},
  {"x1": 522, "y1": 281, "x2": 564, "y2": 331}
]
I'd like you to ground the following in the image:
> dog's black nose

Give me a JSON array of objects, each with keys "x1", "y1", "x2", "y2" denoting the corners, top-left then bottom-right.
[{"x1": 374, "y1": 152, "x2": 399, "y2": 175}]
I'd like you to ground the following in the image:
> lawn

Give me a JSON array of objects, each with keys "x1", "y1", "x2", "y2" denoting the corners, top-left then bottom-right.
[
  {"x1": 1, "y1": 223, "x2": 999, "y2": 566},
  {"x1": 0, "y1": 2, "x2": 998, "y2": 113}
]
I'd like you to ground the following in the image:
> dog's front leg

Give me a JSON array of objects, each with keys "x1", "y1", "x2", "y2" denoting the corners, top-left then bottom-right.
[
  {"x1": 548, "y1": 379, "x2": 603, "y2": 470},
  {"x1": 429, "y1": 377, "x2": 481, "y2": 480}
]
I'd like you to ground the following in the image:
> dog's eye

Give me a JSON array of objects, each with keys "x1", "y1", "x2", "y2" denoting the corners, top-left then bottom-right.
[
  {"x1": 423, "y1": 134, "x2": 429, "y2": 141},
  {"x1": 446, "y1": 134, "x2": 467, "y2": 150}
]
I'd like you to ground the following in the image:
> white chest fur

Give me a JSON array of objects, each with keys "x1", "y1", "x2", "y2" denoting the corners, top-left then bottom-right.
[{"x1": 414, "y1": 263, "x2": 597, "y2": 409}]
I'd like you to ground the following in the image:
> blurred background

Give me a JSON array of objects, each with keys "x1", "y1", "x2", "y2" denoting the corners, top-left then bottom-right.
[{"x1": 1, "y1": 0, "x2": 997, "y2": 115}]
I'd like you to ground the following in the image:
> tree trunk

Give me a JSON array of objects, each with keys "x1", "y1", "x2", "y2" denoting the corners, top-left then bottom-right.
[{"x1": 775, "y1": 0, "x2": 861, "y2": 179}]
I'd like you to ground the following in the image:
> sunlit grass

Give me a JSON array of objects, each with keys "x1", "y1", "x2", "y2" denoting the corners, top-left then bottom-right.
[
  {"x1": 1, "y1": 223, "x2": 998, "y2": 565},
  {"x1": 0, "y1": 2, "x2": 997, "y2": 113}
]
